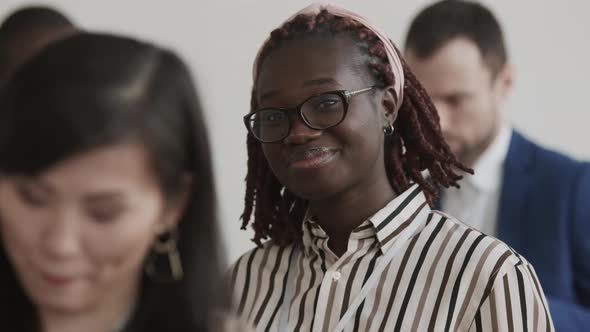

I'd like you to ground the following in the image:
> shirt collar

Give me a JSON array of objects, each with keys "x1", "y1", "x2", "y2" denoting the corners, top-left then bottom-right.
[
  {"x1": 466, "y1": 123, "x2": 511, "y2": 192},
  {"x1": 302, "y1": 184, "x2": 431, "y2": 256}
]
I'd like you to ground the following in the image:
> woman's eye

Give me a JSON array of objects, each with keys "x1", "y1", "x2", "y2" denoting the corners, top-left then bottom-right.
[
  {"x1": 315, "y1": 99, "x2": 340, "y2": 111},
  {"x1": 16, "y1": 184, "x2": 49, "y2": 207},
  {"x1": 87, "y1": 206, "x2": 124, "y2": 223},
  {"x1": 265, "y1": 112, "x2": 285, "y2": 122},
  {"x1": 259, "y1": 111, "x2": 286, "y2": 127}
]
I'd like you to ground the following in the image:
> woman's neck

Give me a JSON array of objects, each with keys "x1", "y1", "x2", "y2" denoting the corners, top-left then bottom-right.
[
  {"x1": 309, "y1": 174, "x2": 396, "y2": 257},
  {"x1": 40, "y1": 277, "x2": 139, "y2": 332}
]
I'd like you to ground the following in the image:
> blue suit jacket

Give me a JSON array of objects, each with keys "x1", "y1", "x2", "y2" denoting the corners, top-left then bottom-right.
[{"x1": 496, "y1": 130, "x2": 590, "y2": 331}]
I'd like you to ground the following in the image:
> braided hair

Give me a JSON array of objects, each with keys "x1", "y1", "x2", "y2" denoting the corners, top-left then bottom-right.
[{"x1": 241, "y1": 9, "x2": 471, "y2": 247}]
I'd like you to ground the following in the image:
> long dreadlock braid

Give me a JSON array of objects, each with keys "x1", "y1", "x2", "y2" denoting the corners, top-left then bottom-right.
[{"x1": 241, "y1": 9, "x2": 471, "y2": 247}]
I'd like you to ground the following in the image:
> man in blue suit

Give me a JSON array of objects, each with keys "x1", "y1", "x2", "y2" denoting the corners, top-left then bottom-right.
[{"x1": 404, "y1": 1, "x2": 590, "y2": 330}]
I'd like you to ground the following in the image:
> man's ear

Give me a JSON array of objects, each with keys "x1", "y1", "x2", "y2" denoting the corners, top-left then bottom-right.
[{"x1": 493, "y1": 63, "x2": 513, "y2": 101}]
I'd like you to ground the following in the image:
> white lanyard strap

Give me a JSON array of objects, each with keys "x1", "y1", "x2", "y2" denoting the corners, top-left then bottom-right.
[
  {"x1": 331, "y1": 214, "x2": 426, "y2": 332},
  {"x1": 279, "y1": 246, "x2": 300, "y2": 331}
]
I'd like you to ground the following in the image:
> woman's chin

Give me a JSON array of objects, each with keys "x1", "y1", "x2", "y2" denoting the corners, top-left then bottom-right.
[
  {"x1": 26, "y1": 283, "x2": 92, "y2": 315},
  {"x1": 286, "y1": 181, "x2": 345, "y2": 202}
]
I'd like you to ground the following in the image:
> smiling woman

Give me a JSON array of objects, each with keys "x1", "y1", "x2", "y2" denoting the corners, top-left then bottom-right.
[
  {"x1": 0, "y1": 33, "x2": 223, "y2": 332},
  {"x1": 229, "y1": 4, "x2": 555, "y2": 332}
]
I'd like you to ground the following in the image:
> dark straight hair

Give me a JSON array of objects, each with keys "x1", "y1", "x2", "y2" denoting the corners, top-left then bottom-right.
[
  {"x1": 0, "y1": 6, "x2": 73, "y2": 35},
  {"x1": 0, "y1": 32, "x2": 223, "y2": 332},
  {"x1": 0, "y1": 6, "x2": 76, "y2": 85}
]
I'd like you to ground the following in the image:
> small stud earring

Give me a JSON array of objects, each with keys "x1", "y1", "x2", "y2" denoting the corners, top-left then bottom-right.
[{"x1": 383, "y1": 123, "x2": 395, "y2": 136}]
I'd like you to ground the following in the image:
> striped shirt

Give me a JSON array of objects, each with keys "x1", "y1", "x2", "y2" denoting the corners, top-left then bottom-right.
[{"x1": 229, "y1": 185, "x2": 554, "y2": 331}]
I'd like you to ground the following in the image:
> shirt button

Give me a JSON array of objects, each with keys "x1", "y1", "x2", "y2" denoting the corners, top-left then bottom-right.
[{"x1": 332, "y1": 271, "x2": 342, "y2": 281}]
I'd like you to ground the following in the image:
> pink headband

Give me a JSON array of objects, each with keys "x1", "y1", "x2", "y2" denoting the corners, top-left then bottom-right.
[{"x1": 252, "y1": 3, "x2": 405, "y2": 112}]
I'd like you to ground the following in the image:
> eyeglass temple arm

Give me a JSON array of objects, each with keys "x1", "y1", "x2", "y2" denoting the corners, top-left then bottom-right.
[{"x1": 345, "y1": 86, "x2": 376, "y2": 97}]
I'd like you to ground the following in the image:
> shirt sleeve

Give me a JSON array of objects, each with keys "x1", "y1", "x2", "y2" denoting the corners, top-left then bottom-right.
[{"x1": 468, "y1": 260, "x2": 555, "y2": 332}]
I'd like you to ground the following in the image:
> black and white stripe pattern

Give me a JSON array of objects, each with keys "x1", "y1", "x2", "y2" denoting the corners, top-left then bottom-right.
[{"x1": 229, "y1": 185, "x2": 554, "y2": 331}]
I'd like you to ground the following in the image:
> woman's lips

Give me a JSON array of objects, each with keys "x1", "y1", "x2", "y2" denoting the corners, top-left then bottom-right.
[
  {"x1": 288, "y1": 147, "x2": 338, "y2": 169},
  {"x1": 41, "y1": 271, "x2": 76, "y2": 287}
]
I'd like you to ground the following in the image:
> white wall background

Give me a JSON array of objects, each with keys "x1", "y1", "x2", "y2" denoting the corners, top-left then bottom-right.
[{"x1": 1, "y1": 0, "x2": 589, "y2": 264}]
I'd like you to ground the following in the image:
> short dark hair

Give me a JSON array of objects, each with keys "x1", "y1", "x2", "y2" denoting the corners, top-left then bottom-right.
[
  {"x1": 0, "y1": 6, "x2": 73, "y2": 36},
  {"x1": 405, "y1": 0, "x2": 507, "y2": 76},
  {"x1": 0, "y1": 32, "x2": 222, "y2": 332}
]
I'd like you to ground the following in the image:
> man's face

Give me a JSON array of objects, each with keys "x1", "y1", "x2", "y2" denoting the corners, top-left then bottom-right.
[{"x1": 405, "y1": 37, "x2": 512, "y2": 166}]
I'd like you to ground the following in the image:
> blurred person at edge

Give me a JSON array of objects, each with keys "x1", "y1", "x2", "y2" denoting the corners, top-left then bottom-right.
[{"x1": 0, "y1": 32, "x2": 229, "y2": 332}]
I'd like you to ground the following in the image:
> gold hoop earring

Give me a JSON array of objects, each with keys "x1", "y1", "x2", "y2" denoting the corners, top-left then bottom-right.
[{"x1": 145, "y1": 228, "x2": 184, "y2": 282}]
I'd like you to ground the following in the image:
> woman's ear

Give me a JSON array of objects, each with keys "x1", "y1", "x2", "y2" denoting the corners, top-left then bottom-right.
[
  {"x1": 158, "y1": 174, "x2": 194, "y2": 232},
  {"x1": 381, "y1": 86, "x2": 399, "y2": 125}
]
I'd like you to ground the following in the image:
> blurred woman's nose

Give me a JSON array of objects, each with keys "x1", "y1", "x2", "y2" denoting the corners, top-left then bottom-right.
[{"x1": 40, "y1": 207, "x2": 82, "y2": 260}]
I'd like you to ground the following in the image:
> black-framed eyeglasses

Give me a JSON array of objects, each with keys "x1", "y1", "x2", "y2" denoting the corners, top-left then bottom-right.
[{"x1": 244, "y1": 86, "x2": 377, "y2": 143}]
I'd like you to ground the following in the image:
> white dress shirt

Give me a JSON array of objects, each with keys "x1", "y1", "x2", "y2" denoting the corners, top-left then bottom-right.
[{"x1": 441, "y1": 123, "x2": 512, "y2": 236}]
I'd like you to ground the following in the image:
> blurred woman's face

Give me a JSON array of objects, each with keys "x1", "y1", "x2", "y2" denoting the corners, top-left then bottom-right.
[{"x1": 0, "y1": 143, "x2": 177, "y2": 314}]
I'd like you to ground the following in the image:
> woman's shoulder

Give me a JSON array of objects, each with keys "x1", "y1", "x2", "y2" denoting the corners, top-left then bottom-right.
[
  {"x1": 230, "y1": 241, "x2": 295, "y2": 271},
  {"x1": 426, "y1": 212, "x2": 553, "y2": 332},
  {"x1": 428, "y1": 210, "x2": 534, "y2": 282},
  {"x1": 225, "y1": 241, "x2": 296, "y2": 314}
]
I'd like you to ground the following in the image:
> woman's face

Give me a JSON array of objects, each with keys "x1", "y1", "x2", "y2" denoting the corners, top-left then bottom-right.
[
  {"x1": 0, "y1": 143, "x2": 180, "y2": 314},
  {"x1": 256, "y1": 35, "x2": 395, "y2": 201}
]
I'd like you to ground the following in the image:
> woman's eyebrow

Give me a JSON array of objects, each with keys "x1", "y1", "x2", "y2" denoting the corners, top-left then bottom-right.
[{"x1": 259, "y1": 77, "x2": 342, "y2": 102}]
